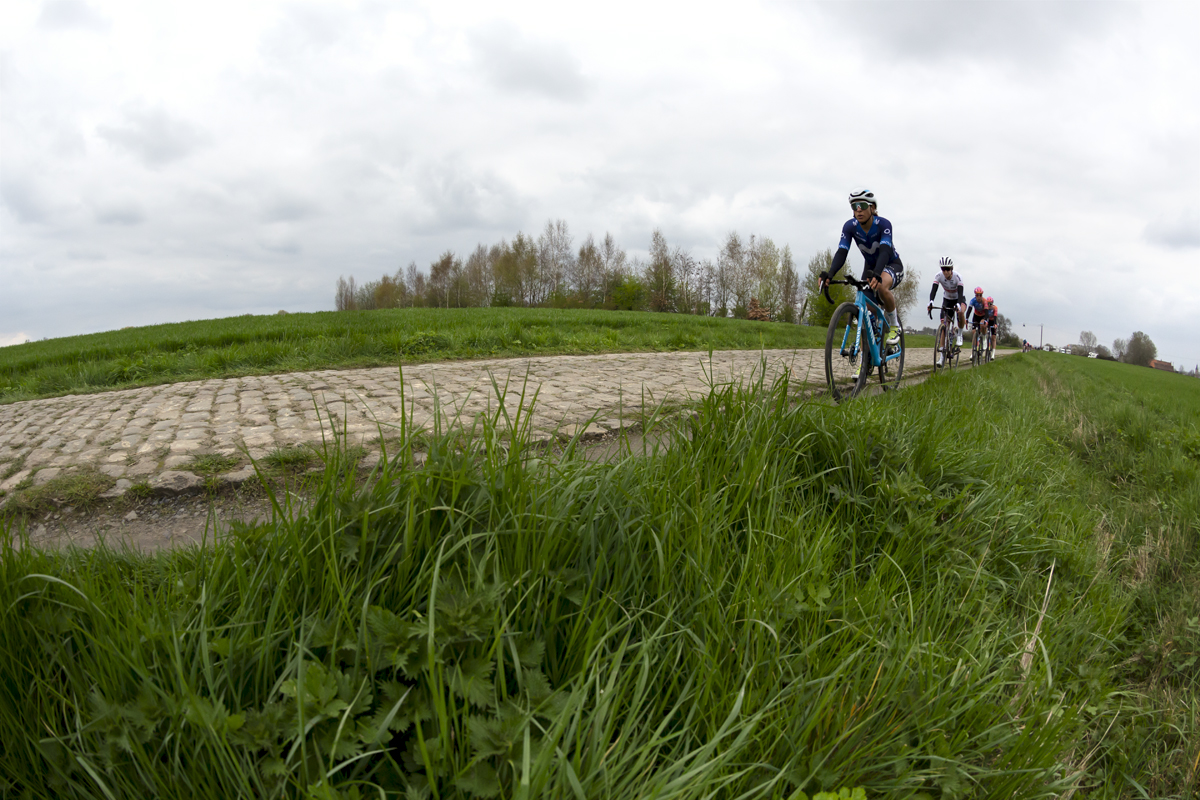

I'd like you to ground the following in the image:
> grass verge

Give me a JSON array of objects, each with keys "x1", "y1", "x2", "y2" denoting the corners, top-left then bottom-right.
[{"x1": 0, "y1": 354, "x2": 1194, "y2": 798}]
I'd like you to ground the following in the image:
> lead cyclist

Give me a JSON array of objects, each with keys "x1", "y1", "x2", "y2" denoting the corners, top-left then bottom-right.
[{"x1": 818, "y1": 188, "x2": 905, "y2": 347}]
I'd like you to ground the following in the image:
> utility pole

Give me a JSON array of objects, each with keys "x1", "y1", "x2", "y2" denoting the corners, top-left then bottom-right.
[{"x1": 1023, "y1": 323, "x2": 1044, "y2": 350}]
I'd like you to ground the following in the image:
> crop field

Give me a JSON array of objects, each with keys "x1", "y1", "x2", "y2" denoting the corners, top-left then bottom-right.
[
  {"x1": 2, "y1": 353, "x2": 1196, "y2": 798},
  {"x1": 0, "y1": 308, "x2": 935, "y2": 404}
]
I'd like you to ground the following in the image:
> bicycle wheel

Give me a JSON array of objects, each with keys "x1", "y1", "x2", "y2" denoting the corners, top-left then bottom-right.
[
  {"x1": 878, "y1": 324, "x2": 904, "y2": 392},
  {"x1": 932, "y1": 322, "x2": 946, "y2": 375},
  {"x1": 971, "y1": 331, "x2": 982, "y2": 367},
  {"x1": 825, "y1": 302, "x2": 870, "y2": 403}
]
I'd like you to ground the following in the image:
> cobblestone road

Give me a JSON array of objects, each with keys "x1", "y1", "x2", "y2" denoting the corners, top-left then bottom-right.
[{"x1": 1, "y1": 347, "x2": 966, "y2": 499}]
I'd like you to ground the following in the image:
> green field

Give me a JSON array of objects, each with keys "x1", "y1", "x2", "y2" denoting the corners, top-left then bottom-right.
[
  {"x1": 0, "y1": 308, "x2": 935, "y2": 404},
  {"x1": 2, "y1": 353, "x2": 1196, "y2": 798}
]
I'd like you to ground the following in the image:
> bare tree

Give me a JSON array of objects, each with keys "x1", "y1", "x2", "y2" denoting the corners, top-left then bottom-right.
[
  {"x1": 777, "y1": 246, "x2": 800, "y2": 323},
  {"x1": 599, "y1": 232, "x2": 627, "y2": 306},
  {"x1": 750, "y1": 236, "x2": 781, "y2": 318},
  {"x1": 577, "y1": 234, "x2": 603, "y2": 307},
  {"x1": 698, "y1": 258, "x2": 716, "y2": 316},
  {"x1": 1079, "y1": 331, "x2": 1098, "y2": 351},
  {"x1": 891, "y1": 267, "x2": 922, "y2": 323},
  {"x1": 645, "y1": 229, "x2": 675, "y2": 312},
  {"x1": 1112, "y1": 337, "x2": 1129, "y2": 361},
  {"x1": 335, "y1": 275, "x2": 357, "y2": 311},
  {"x1": 465, "y1": 244, "x2": 493, "y2": 307},
  {"x1": 427, "y1": 251, "x2": 456, "y2": 308},
  {"x1": 536, "y1": 219, "x2": 573, "y2": 303},
  {"x1": 719, "y1": 232, "x2": 749, "y2": 316}
]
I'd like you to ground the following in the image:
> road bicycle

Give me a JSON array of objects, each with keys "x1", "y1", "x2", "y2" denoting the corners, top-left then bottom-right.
[
  {"x1": 970, "y1": 322, "x2": 987, "y2": 367},
  {"x1": 929, "y1": 304, "x2": 961, "y2": 374},
  {"x1": 822, "y1": 274, "x2": 905, "y2": 402}
]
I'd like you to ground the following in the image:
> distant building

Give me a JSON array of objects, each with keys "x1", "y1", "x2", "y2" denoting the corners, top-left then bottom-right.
[{"x1": 1149, "y1": 359, "x2": 1174, "y2": 372}]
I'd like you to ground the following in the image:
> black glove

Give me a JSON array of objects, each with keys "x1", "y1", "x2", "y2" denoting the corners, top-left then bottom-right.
[
  {"x1": 819, "y1": 271, "x2": 829, "y2": 282},
  {"x1": 863, "y1": 270, "x2": 878, "y2": 283}
]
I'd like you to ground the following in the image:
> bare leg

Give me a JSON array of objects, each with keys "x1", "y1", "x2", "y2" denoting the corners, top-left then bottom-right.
[{"x1": 875, "y1": 272, "x2": 896, "y2": 313}]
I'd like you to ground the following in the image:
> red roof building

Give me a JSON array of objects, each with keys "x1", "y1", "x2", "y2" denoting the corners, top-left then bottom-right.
[{"x1": 1149, "y1": 359, "x2": 1174, "y2": 372}]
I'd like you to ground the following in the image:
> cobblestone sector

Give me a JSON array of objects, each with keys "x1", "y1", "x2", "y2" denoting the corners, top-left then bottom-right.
[{"x1": 0, "y1": 348, "x2": 933, "y2": 499}]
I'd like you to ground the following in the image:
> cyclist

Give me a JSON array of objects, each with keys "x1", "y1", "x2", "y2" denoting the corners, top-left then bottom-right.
[
  {"x1": 927, "y1": 257, "x2": 967, "y2": 361},
  {"x1": 819, "y1": 188, "x2": 905, "y2": 347},
  {"x1": 986, "y1": 297, "x2": 999, "y2": 352},
  {"x1": 965, "y1": 288, "x2": 991, "y2": 353},
  {"x1": 966, "y1": 287, "x2": 988, "y2": 335}
]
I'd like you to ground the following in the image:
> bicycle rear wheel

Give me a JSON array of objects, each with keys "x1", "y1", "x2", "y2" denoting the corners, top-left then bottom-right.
[
  {"x1": 878, "y1": 324, "x2": 904, "y2": 391},
  {"x1": 825, "y1": 302, "x2": 870, "y2": 403}
]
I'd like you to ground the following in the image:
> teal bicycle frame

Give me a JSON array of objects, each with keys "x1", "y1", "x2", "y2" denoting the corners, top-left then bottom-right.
[{"x1": 837, "y1": 285, "x2": 901, "y2": 371}]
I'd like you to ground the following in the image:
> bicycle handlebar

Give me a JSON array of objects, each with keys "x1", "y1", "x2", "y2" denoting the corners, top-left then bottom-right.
[{"x1": 821, "y1": 275, "x2": 870, "y2": 305}]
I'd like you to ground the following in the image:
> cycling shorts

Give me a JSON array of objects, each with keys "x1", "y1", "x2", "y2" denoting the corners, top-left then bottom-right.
[
  {"x1": 940, "y1": 298, "x2": 962, "y2": 319},
  {"x1": 880, "y1": 263, "x2": 904, "y2": 289}
]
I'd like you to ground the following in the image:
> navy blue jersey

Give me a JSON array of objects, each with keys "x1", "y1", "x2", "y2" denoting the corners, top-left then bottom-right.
[{"x1": 838, "y1": 216, "x2": 903, "y2": 272}]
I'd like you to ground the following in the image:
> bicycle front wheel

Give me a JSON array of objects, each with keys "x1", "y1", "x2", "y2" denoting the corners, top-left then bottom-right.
[
  {"x1": 825, "y1": 302, "x2": 870, "y2": 403},
  {"x1": 933, "y1": 322, "x2": 947, "y2": 375}
]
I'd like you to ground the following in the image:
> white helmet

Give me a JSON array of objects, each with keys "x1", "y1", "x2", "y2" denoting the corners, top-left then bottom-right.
[
  {"x1": 848, "y1": 188, "x2": 877, "y2": 208},
  {"x1": 938, "y1": 256, "x2": 954, "y2": 269}
]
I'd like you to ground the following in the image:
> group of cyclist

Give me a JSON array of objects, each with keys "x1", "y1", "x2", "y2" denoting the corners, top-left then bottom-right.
[{"x1": 818, "y1": 188, "x2": 1000, "y2": 367}]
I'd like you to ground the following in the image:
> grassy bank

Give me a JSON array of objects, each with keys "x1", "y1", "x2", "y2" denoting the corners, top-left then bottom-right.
[
  {"x1": 1, "y1": 308, "x2": 943, "y2": 404},
  {"x1": 1, "y1": 354, "x2": 1196, "y2": 798}
]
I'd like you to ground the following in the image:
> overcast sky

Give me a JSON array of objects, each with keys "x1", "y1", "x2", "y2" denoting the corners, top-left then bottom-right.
[{"x1": 3, "y1": 0, "x2": 1198, "y2": 366}]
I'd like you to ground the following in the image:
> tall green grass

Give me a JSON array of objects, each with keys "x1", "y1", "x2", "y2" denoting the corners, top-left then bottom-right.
[
  {"x1": 0, "y1": 308, "x2": 933, "y2": 404},
  {"x1": 1, "y1": 354, "x2": 1195, "y2": 798}
]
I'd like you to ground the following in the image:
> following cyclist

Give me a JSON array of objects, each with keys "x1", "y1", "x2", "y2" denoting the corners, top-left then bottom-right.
[
  {"x1": 986, "y1": 297, "x2": 999, "y2": 352},
  {"x1": 928, "y1": 257, "x2": 968, "y2": 360},
  {"x1": 966, "y1": 287, "x2": 989, "y2": 341},
  {"x1": 819, "y1": 188, "x2": 905, "y2": 347}
]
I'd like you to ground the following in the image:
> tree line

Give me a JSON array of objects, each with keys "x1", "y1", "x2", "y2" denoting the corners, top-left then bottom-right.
[{"x1": 335, "y1": 220, "x2": 924, "y2": 324}]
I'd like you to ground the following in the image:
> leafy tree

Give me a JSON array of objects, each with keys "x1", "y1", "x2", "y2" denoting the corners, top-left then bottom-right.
[
  {"x1": 1125, "y1": 331, "x2": 1157, "y2": 366},
  {"x1": 611, "y1": 274, "x2": 646, "y2": 310},
  {"x1": 799, "y1": 249, "x2": 853, "y2": 328},
  {"x1": 998, "y1": 314, "x2": 1019, "y2": 346}
]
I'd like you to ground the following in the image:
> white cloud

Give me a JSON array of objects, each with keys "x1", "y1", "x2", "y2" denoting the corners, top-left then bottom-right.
[
  {"x1": 1145, "y1": 215, "x2": 1200, "y2": 250},
  {"x1": 0, "y1": 332, "x2": 32, "y2": 348},
  {"x1": 37, "y1": 0, "x2": 109, "y2": 32},
  {"x1": 97, "y1": 106, "x2": 212, "y2": 168},
  {"x1": 470, "y1": 22, "x2": 591, "y2": 101}
]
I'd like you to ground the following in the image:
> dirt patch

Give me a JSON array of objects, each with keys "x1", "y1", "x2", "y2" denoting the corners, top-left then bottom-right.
[{"x1": 7, "y1": 490, "x2": 275, "y2": 552}]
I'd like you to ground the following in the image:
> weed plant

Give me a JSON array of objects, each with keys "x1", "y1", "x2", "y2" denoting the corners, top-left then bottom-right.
[
  {"x1": 0, "y1": 354, "x2": 1195, "y2": 798},
  {"x1": 0, "y1": 308, "x2": 934, "y2": 404}
]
